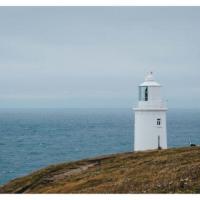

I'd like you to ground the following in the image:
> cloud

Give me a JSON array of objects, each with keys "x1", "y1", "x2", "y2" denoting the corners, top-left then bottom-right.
[{"x1": 0, "y1": 7, "x2": 199, "y2": 108}]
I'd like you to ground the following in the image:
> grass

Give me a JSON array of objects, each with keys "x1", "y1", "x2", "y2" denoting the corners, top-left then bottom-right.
[{"x1": 1, "y1": 146, "x2": 200, "y2": 193}]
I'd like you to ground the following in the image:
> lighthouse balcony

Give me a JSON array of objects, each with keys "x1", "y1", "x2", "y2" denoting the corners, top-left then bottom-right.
[{"x1": 134, "y1": 100, "x2": 167, "y2": 110}]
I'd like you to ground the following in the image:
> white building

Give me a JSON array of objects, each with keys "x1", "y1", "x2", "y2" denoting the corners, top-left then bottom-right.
[{"x1": 133, "y1": 72, "x2": 167, "y2": 151}]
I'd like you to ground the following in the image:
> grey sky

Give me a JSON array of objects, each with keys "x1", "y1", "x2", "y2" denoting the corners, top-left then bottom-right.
[{"x1": 0, "y1": 7, "x2": 199, "y2": 108}]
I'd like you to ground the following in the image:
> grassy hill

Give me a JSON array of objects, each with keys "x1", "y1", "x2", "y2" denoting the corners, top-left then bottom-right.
[{"x1": 1, "y1": 146, "x2": 200, "y2": 193}]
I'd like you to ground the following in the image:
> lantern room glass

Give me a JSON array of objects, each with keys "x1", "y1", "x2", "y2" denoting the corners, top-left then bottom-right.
[{"x1": 139, "y1": 86, "x2": 148, "y2": 101}]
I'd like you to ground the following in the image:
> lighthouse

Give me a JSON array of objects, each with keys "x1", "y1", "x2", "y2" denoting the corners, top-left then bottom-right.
[{"x1": 134, "y1": 72, "x2": 167, "y2": 151}]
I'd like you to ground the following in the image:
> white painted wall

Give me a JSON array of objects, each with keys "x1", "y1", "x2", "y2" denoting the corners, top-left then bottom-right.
[
  {"x1": 134, "y1": 110, "x2": 167, "y2": 151},
  {"x1": 148, "y1": 86, "x2": 161, "y2": 101}
]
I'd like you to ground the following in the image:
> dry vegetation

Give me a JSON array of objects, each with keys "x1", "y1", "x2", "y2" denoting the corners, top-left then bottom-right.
[{"x1": 1, "y1": 146, "x2": 200, "y2": 193}]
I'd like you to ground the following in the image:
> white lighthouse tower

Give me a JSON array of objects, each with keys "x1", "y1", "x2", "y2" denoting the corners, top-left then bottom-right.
[{"x1": 134, "y1": 72, "x2": 167, "y2": 151}]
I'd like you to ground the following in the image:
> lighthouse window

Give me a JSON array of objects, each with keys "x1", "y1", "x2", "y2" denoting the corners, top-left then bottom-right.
[
  {"x1": 139, "y1": 86, "x2": 148, "y2": 101},
  {"x1": 144, "y1": 87, "x2": 148, "y2": 101},
  {"x1": 157, "y1": 118, "x2": 161, "y2": 125}
]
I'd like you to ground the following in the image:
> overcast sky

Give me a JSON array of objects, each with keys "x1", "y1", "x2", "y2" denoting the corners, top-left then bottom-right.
[{"x1": 0, "y1": 7, "x2": 199, "y2": 108}]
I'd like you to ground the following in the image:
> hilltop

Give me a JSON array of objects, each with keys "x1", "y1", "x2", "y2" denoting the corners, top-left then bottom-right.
[{"x1": 1, "y1": 147, "x2": 200, "y2": 193}]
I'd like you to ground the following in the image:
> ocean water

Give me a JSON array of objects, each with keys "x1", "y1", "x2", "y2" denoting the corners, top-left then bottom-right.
[{"x1": 0, "y1": 108, "x2": 200, "y2": 185}]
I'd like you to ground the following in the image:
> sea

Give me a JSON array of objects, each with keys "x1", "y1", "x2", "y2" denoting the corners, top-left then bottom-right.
[{"x1": 0, "y1": 108, "x2": 200, "y2": 185}]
